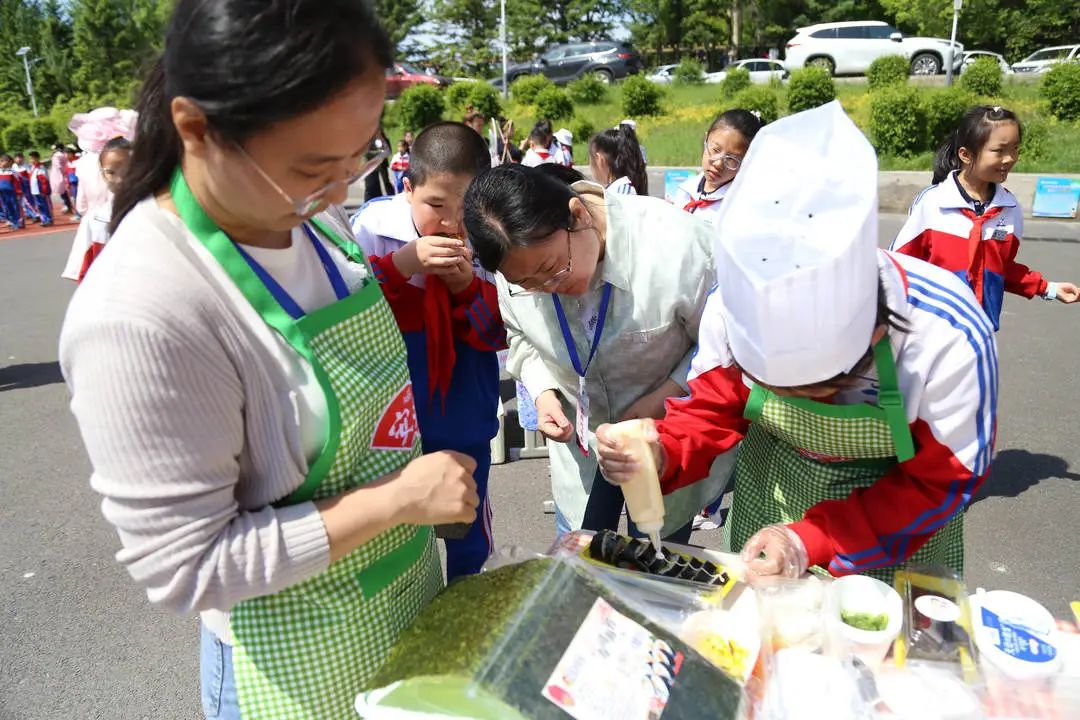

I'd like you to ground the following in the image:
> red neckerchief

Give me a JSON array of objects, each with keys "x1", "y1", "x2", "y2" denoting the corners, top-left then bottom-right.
[
  {"x1": 958, "y1": 206, "x2": 1003, "y2": 303},
  {"x1": 684, "y1": 175, "x2": 729, "y2": 213}
]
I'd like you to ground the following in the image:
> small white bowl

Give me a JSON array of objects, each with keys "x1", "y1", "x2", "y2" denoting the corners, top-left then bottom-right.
[{"x1": 830, "y1": 575, "x2": 904, "y2": 666}]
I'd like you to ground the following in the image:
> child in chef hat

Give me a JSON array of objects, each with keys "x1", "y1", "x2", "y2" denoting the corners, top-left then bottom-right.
[{"x1": 598, "y1": 101, "x2": 998, "y2": 584}]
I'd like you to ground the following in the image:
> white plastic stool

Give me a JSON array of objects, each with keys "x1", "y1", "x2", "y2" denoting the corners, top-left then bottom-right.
[
  {"x1": 519, "y1": 430, "x2": 549, "y2": 459},
  {"x1": 490, "y1": 398, "x2": 507, "y2": 465}
]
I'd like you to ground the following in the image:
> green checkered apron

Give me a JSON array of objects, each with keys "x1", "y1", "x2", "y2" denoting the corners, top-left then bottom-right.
[
  {"x1": 726, "y1": 338, "x2": 964, "y2": 584},
  {"x1": 170, "y1": 169, "x2": 443, "y2": 719}
]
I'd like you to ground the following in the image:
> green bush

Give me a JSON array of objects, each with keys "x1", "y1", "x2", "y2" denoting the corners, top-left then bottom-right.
[
  {"x1": 29, "y1": 117, "x2": 57, "y2": 147},
  {"x1": 1042, "y1": 61, "x2": 1080, "y2": 121},
  {"x1": 445, "y1": 81, "x2": 476, "y2": 110},
  {"x1": 720, "y1": 67, "x2": 751, "y2": 98},
  {"x1": 466, "y1": 82, "x2": 503, "y2": 119},
  {"x1": 395, "y1": 84, "x2": 446, "y2": 133},
  {"x1": 867, "y1": 55, "x2": 909, "y2": 90},
  {"x1": 2, "y1": 120, "x2": 33, "y2": 153},
  {"x1": 511, "y1": 74, "x2": 555, "y2": 104},
  {"x1": 960, "y1": 56, "x2": 1003, "y2": 97},
  {"x1": 1020, "y1": 117, "x2": 1049, "y2": 163},
  {"x1": 567, "y1": 75, "x2": 608, "y2": 104},
  {"x1": 869, "y1": 84, "x2": 925, "y2": 155},
  {"x1": 0, "y1": 115, "x2": 12, "y2": 136},
  {"x1": 786, "y1": 67, "x2": 836, "y2": 114},
  {"x1": 731, "y1": 85, "x2": 780, "y2": 124},
  {"x1": 534, "y1": 87, "x2": 574, "y2": 121},
  {"x1": 571, "y1": 117, "x2": 596, "y2": 146},
  {"x1": 673, "y1": 59, "x2": 706, "y2": 85},
  {"x1": 621, "y1": 75, "x2": 665, "y2": 116},
  {"x1": 921, "y1": 87, "x2": 975, "y2": 153}
]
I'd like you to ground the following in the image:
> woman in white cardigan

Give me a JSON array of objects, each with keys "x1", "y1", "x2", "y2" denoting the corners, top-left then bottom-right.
[
  {"x1": 59, "y1": 2, "x2": 476, "y2": 718},
  {"x1": 463, "y1": 163, "x2": 733, "y2": 540}
]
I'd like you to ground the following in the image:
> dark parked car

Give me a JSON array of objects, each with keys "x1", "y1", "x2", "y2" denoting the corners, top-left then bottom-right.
[{"x1": 494, "y1": 41, "x2": 644, "y2": 87}]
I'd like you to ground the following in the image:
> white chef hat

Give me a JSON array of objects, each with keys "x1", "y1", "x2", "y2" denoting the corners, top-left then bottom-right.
[
  {"x1": 554, "y1": 128, "x2": 573, "y2": 146},
  {"x1": 713, "y1": 101, "x2": 879, "y2": 387}
]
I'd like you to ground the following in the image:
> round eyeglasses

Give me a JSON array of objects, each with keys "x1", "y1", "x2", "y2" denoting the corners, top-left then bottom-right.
[{"x1": 702, "y1": 140, "x2": 743, "y2": 172}]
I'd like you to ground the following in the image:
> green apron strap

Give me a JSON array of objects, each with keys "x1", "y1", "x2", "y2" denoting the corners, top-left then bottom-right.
[
  {"x1": 872, "y1": 338, "x2": 916, "y2": 462},
  {"x1": 168, "y1": 167, "x2": 316, "y2": 365},
  {"x1": 309, "y1": 216, "x2": 365, "y2": 265},
  {"x1": 743, "y1": 381, "x2": 770, "y2": 422}
]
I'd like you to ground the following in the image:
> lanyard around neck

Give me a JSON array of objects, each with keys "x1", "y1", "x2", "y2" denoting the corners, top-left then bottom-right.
[{"x1": 552, "y1": 283, "x2": 613, "y2": 377}]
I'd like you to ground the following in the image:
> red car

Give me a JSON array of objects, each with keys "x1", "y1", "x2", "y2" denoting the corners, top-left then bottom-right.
[{"x1": 385, "y1": 62, "x2": 447, "y2": 98}]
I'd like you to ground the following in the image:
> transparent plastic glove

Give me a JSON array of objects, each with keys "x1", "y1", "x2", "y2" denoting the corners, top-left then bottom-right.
[{"x1": 740, "y1": 524, "x2": 809, "y2": 579}]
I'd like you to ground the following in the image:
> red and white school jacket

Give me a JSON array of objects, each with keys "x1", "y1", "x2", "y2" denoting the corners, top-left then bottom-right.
[
  {"x1": 891, "y1": 171, "x2": 1046, "y2": 330},
  {"x1": 522, "y1": 145, "x2": 556, "y2": 167},
  {"x1": 29, "y1": 164, "x2": 51, "y2": 196},
  {"x1": 389, "y1": 151, "x2": 410, "y2": 173},
  {"x1": 657, "y1": 250, "x2": 998, "y2": 576},
  {"x1": 350, "y1": 193, "x2": 506, "y2": 449},
  {"x1": 670, "y1": 172, "x2": 730, "y2": 223}
]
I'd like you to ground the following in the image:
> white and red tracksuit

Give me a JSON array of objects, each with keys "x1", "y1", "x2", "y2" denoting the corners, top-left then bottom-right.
[
  {"x1": 891, "y1": 171, "x2": 1048, "y2": 331},
  {"x1": 656, "y1": 251, "x2": 998, "y2": 575},
  {"x1": 670, "y1": 172, "x2": 730, "y2": 224},
  {"x1": 350, "y1": 193, "x2": 506, "y2": 580}
]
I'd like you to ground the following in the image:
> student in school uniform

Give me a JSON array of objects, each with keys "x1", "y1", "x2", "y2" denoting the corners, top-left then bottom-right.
[
  {"x1": 28, "y1": 152, "x2": 54, "y2": 227},
  {"x1": 351, "y1": 122, "x2": 504, "y2": 581},
  {"x1": 598, "y1": 103, "x2": 998, "y2": 583},
  {"x1": 672, "y1": 109, "x2": 763, "y2": 224},
  {"x1": 66, "y1": 146, "x2": 82, "y2": 218},
  {"x1": 892, "y1": 105, "x2": 1079, "y2": 329},
  {"x1": 588, "y1": 124, "x2": 647, "y2": 196},
  {"x1": 463, "y1": 162, "x2": 727, "y2": 541},
  {"x1": 522, "y1": 122, "x2": 556, "y2": 167},
  {"x1": 389, "y1": 139, "x2": 410, "y2": 193},
  {"x1": 0, "y1": 155, "x2": 24, "y2": 230},
  {"x1": 12, "y1": 153, "x2": 40, "y2": 224},
  {"x1": 61, "y1": 137, "x2": 133, "y2": 282},
  {"x1": 553, "y1": 128, "x2": 574, "y2": 168}
]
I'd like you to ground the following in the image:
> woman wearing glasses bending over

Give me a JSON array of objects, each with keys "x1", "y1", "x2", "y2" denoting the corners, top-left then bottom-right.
[
  {"x1": 672, "y1": 109, "x2": 764, "y2": 223},
  {"x1": 59, "y1": 2, "x2": 478, "y2": 719},
  {"x1": 464, "y1": 163, "x2": 731, "y2": 541}
]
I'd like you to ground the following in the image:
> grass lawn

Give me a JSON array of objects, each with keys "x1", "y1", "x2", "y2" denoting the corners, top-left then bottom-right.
[{"x1": 402, "y1": 77, "x2": 1080, "y2": 174}]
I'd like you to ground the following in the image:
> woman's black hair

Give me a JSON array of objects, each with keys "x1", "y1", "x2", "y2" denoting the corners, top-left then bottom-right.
[
  {"x1": 589, "y1": 124, "x2": 648, "y2": 195},
  {"x1": 464, "y1": 163, "x2": 586, "y2": 272},
  {"x1": 932, "y1": 105, "x2": 1021, "y2": 185},
  {"x1": 528, "y1": 118, "x2": 553, "y2": 146},
  {"x1": 111, "y1": 0, "x2": 393, "y2": 232},
  {"x1": 706, "y1": 108, "x2": 765, "y2": 143}
]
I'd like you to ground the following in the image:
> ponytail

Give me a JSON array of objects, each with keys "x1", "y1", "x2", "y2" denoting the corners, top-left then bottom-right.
[
  {"x1": 931, "y1": 130, "x2": 961, "y2": 185},
  {"x1": 110, "y1": 56, "x2": 181, "y2": 233},
  {"x1": 589, "y1": 124, "x2": 648, "y2": 195}
]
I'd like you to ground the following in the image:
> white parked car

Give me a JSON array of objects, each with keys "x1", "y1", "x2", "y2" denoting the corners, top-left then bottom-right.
[
  {"x1": 1011, "y1": 45, "x2": 1080, "y2": 74},
  {"x1": 960, "y1": 51, "x2": 1012, "y2": 75},
  {"x1": 783, "y1": 20, "x2": 963, "y2": 76},
  {"x1": 706, "y1": 59, "x2": 788, "y2": 84},
  {"x1": 648, "y1": 64, "x2": 679, "y2": 84}
]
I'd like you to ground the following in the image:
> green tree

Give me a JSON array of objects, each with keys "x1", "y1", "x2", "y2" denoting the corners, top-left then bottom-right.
[
  {"x1": 0, "y1": 1, "x2": 46, "y2": 113},
  {"x1": 505, "y1": 0, "x2": 621, "y2": 57},
  {"x1": 373, "y1": 0, "x2": 424, "y2": 48},
  {"x1": 71, "y1": 0, "x2": 167, "y2": 98},
  {"x1": 35, "y1": 0, "x2": 77, "y2": 104},
  {"x1": 430, "y1": 0, "x2": 499, "y2": 77}
]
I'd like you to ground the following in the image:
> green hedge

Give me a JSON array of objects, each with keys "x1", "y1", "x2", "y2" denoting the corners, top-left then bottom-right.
[
  {"x1": 720, "y1": 67, "x2": 751, "y2": 98},
  {"x1": 2, "y1": 120, "x2": 33, "y2": 153},
  {"x1": 731, "y1": 85, "x2": 780, "y2": 124},
  {"x1": 867, "y1": 55, "x2": 909, "y2": 90},
  {"x1": 621, "y1": 75, "x2": 664, "y2": 117},
  {"x1": 395, "y1": 84, "x2": 446, "y2": 133},
  {"x1": 869, "y1": 84, "x2": 924, "y2": 155},
  {"x1": 673, "y1": 60, "x2": 706, "y2": 85},
  {"x1": 921, "y1": 87, "x2": 975, "y2": 153},
  {"x1": 567, "y1": 75, "x2": 608, "y2": 104},
  {"x1": 511, "y1": 75, "x2": 554, "y2": 104},
  {"x1": 465, "y1": 82, "x2": 503, "y2": 119},
  {"x1": 960, "y1": 57, "x2": 1003, "y2": 97},
  {"x1": 445, "y1": 81, "x2": 475, "y2": 110},
  {"x1": 571, "y1": 117, "x2": 595, "y2": 146},
  {"x1": 1042, "y1": 62, "x2": 1080, "y2": 121},
  {"x1": 786, "y1": 67, "x2": 836, "y2": 114},
  {"x1": 535, "y1": 87, "x2": 573, "y2": 121}
]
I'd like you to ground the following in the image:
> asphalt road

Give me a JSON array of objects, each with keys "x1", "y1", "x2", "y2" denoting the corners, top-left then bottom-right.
[{"x1": 2, "y1": 217, "x2": 1078, "y2": 719}]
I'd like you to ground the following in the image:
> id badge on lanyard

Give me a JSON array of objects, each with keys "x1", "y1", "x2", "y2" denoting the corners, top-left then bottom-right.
[{"x1": 553, "y1": 284, "x2": 613, "y2": 456}]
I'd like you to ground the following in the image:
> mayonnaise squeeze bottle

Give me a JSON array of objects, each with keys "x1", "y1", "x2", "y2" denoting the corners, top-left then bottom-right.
[{"x1": 610, "y1": 419, "x2": 666, "y2": 557}]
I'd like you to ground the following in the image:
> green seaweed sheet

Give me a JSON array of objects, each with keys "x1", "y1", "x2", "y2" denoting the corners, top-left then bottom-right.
[{"x1": 370, "y1": 558, "x2": 745, "y2": 719}]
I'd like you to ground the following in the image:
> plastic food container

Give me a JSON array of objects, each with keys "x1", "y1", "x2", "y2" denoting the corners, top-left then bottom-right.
[
  {"x1": 829, "y1": 575, "x2": 903, "y2": 668},
  {"x1": 972, "y1": 589, "x2": 1062, "y2": 679}
]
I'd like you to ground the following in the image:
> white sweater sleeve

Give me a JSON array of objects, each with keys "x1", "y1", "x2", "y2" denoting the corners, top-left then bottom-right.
[{"x1": 61, "y1": 312, "x2": 330, "y2": 614}]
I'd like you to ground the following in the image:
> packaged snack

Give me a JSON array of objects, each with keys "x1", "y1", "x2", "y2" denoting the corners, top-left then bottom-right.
[{"x1": 893, "y1": 564, "x2": 979, "y2": 681}]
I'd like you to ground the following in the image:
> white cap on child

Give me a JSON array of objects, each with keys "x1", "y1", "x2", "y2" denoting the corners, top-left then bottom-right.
[
  {"x1": 554, "y1": 128, "x2": 573, "y2": 146},
  {"x1": 712, "y1": 101, "x2": 879, "y2": 388}
]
